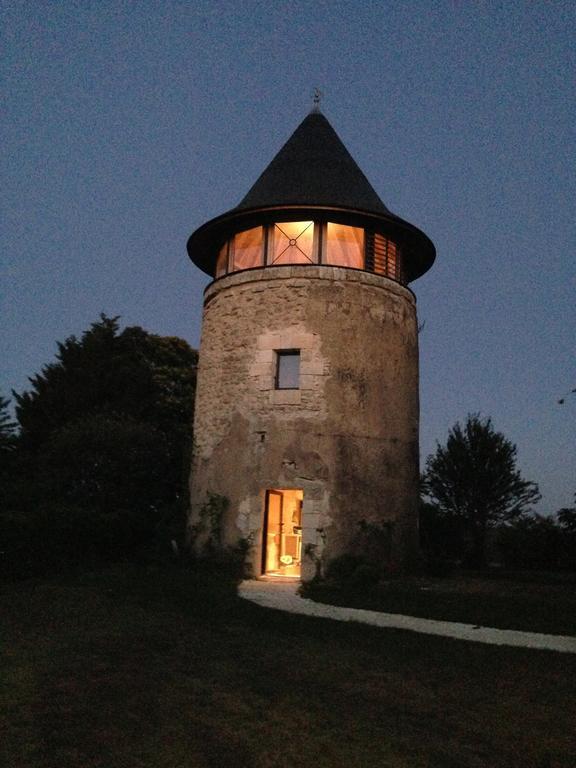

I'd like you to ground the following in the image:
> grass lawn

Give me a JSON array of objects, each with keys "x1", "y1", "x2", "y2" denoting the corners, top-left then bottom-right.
[
  {"x1": 1, "y1": 563, "x2": 575, "y2": 768},
  {"x1": 302, "y1": 571, "x2": 576, "y2": 636}
]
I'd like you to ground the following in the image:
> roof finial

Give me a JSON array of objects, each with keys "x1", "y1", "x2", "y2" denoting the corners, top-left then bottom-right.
[{"x1": 312, "y1": 87, "x2": 323, "y2": 113}]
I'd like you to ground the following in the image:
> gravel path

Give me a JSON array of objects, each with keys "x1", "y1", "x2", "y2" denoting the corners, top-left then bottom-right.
[{"x1": 238, "y1": 580, "x2": 576, "y2": 654}]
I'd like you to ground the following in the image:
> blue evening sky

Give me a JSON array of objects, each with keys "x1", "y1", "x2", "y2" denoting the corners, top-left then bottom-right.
[{"x1": 2, "y1": 1, "x2": 574, "y2": 513}]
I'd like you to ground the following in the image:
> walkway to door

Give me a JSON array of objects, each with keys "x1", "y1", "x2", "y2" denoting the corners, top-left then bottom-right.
[{"x1": 238, "y1": 579, "x2": 576, "y2": 654}]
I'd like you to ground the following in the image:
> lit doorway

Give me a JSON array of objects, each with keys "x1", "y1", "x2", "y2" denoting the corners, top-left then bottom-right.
[{"x1": 262, "y1": 489, "x2": 303, "y2": 578}]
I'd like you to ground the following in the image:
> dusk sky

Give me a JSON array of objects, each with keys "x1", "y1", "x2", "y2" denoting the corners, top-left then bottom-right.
[{"x1": 2, "y1": 1, "x2": 574, "y2": 514}]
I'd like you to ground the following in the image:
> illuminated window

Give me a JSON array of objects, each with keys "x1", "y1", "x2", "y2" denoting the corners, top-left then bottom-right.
[
  {"x1": 214, "y1": 223, "x2": 404, "y2": 283},
  {"x1": 233, "y1": 227, "x2": 263, "y2": 271},
  {"x1": 216, "y1": 242, "x2": 229, "y2": 278},
  {"x1": 276, "y1": 350, "x2": 300, "y2": 389},
  {"x1": 325, "y1": 223, "x2": 364, "y2": 268},
  {"x1": 373, "y1": 233, "x2": 386, "y2": 275},
  {"x1": 365, "y1": 232, "x2": 402, "y2": 282},
  {"x1": 387, "y1": 240, "x2": 398, "y2": 279},
  {"x1": 271, "y1": 222, "x2": 315, "y2": 265},
  {"x1": 373, "y1": 234, "x2": 399, "y2": 280}
]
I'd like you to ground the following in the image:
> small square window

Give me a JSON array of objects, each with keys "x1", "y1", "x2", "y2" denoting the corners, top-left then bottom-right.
[{"x1": 276, "y1": 350, "x2": 300, "y2": 389}]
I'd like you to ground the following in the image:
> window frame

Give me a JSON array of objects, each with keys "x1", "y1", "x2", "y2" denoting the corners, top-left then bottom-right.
[
  {"x1": 275, "y1": 349, "x2": 301, "y2": 390},
  {"x1": 269, "y1": 221, "x2": 317, "y2": 266}
]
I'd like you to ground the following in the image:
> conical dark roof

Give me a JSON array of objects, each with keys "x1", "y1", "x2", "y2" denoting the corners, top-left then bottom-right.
[
  {"x1": 236, "y1": 111, "x2": 391, "y2": 215},
  {"x1": 187, "y1": 109, "x2": 436, "y2": 282}
]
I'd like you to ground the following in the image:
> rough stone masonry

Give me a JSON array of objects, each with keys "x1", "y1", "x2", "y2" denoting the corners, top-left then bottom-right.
[{"x1": 189, "y1": 265, "x2": 420, "y2": 579}]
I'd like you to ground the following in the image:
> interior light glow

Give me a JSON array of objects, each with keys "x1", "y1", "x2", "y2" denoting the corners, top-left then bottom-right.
[
  {"x1": 264, "y1": 488, "x2": 303, "y2": 578},
  {"x1": 325, "y1": 223, "x2": 364, "y2": 268},
  {"x1": 272, "y1": 221, "x2": 315, "y2": 265},
  {"x1": 216, "y1": 242, "x2": 228, "y2": 278},
  {"x1": 233, "y1": 227, "x2": 263, "y2": 270}
]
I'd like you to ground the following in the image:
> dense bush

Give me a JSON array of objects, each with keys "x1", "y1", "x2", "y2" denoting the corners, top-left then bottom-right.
[
  {"x1": 325, "y1": 553, "x2": 366, "y2": 582},
  {"x1": 349, "y1": 562, "x2": 381, "y2": 588},
  {"x1": 497, "y1": 511, "x2": 576, "y2": 572},
  {"x1": 419, "y1": 499, "x2": 576, "y2": 574},
  {"x1": 325, "y1": 554, "x2": 380, "y2": 587},
  {"x1": 419, "y1": 502, "x2": 462, "y2": 560},
  {"x1": 1, "y1": 504, "x2": 145, "y2": 579}
]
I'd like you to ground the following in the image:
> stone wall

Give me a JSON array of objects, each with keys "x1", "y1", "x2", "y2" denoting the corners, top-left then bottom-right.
[{"x1": 189, "y1": 265, "x2": 420, "y2": 579}]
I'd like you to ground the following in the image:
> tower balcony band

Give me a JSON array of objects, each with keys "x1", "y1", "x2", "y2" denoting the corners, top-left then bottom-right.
[{"x1": 187, "y1": 112, "x2": 435, "y2": 284}]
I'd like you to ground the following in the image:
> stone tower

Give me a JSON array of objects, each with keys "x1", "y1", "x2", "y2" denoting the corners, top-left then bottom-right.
[{"x1": 187, "y1": 108, "x2": 435, "y2": 581}]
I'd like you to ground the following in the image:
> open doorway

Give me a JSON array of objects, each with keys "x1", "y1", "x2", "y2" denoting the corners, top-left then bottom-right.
[{"x1": 262, "y1": 489, "x2": 303, "y2": 578}]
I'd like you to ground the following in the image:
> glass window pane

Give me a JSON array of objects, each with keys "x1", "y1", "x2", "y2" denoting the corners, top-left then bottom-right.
[
  {"x1": 216, "y1": 241, "x2": 228, "y2": 277},
  {"x1": 326, "y1": 223, "x2": 364, "y2": 268},
  {"x1": 276, "y1": 351, "x2": 300, "y2": 389},
  {"x1": 233, "y1": 227, "x2": 263, "y2": 271},
  {"x1": 272, "y1": 222, "x2": 315, "y2": 265}
]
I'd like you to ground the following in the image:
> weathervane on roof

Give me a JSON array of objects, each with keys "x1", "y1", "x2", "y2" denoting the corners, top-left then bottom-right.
[{"x1": 312, "y1": 87, "x2": 323, "y2": 112}]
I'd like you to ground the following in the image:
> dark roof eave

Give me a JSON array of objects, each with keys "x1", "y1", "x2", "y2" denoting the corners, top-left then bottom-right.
[{"x1": 187, "y1": 204, "x2": 435, "y2": 282}]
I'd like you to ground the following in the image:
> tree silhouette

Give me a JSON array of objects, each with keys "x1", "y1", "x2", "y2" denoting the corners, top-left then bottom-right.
[
  {"x1": 422, "y1": 414, "x2": 540, "y2": 569},
  {"x1": 0, "y1": 394, "x2": 17, "y2": 455},
  {"x1": 2, "y1": 317, "x2": 198, "y2": 577},
  {"x1": 14, "y1": 315, "x2": 197, "y2": 452}
]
